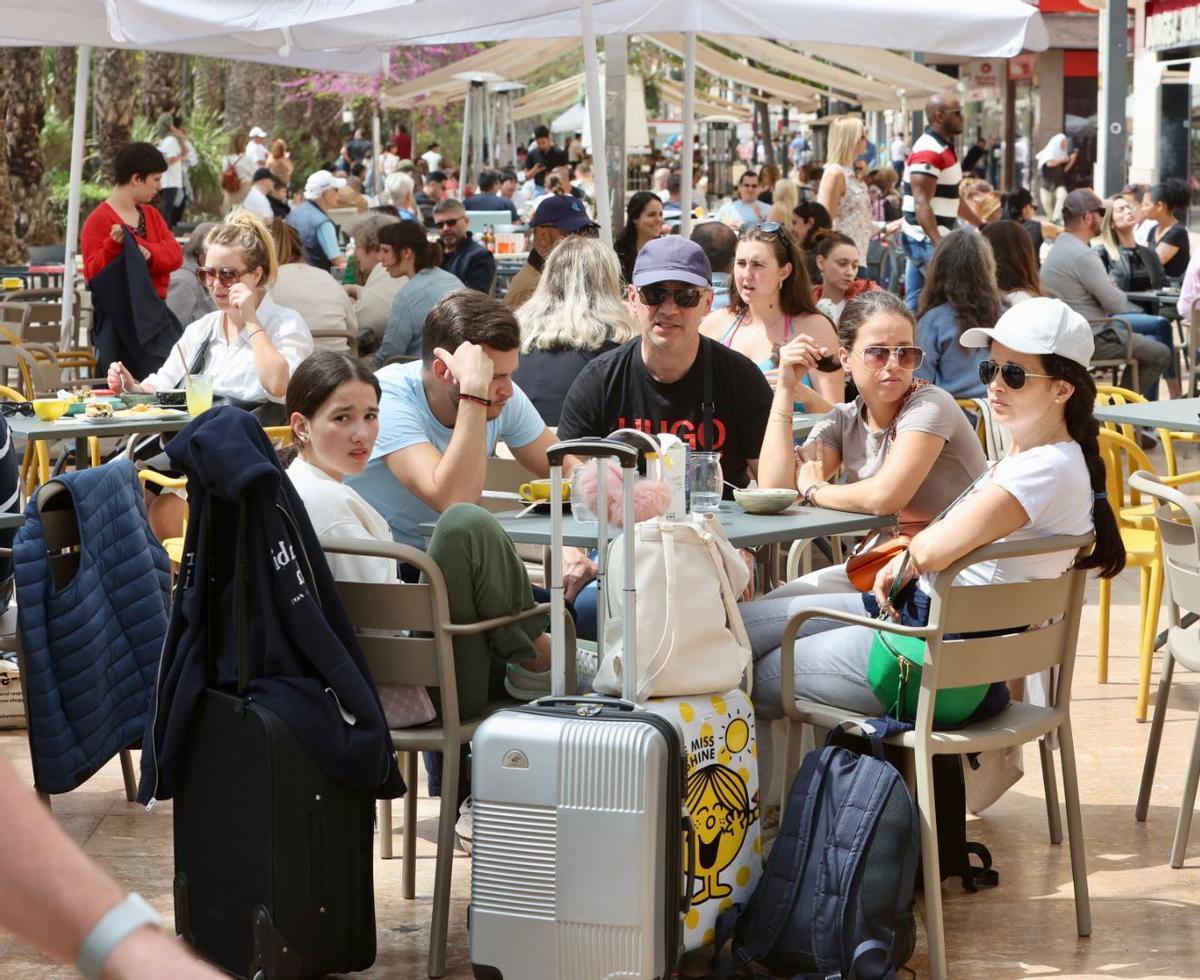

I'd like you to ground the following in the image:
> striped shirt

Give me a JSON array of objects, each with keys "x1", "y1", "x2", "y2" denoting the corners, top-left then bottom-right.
[{"x1": 901, "y1": 127, "x2": 961, "y2": 242}]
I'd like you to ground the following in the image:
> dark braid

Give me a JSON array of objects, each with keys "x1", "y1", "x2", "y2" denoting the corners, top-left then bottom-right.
[{"x1": 1043, "y1": 354, "x2": 1126, "y2": 578}]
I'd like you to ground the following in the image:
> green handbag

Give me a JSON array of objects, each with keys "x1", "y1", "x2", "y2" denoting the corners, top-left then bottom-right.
[{"x1": 866, "y1": 627, "x2": 989, "y2": 726}]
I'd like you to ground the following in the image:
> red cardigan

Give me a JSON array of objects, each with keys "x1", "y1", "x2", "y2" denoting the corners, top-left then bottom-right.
[
  {"x1": 81, "y1": 201, "x2": 182, "y2": 299},
  {"x1": 812, "y1": 278, "x2": 879, "y2": 303}
]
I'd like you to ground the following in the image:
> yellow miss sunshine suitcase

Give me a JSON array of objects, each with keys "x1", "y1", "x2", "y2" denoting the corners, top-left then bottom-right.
[{"x1": 646, "y1": 687, "x2": 763, "y2": 951}]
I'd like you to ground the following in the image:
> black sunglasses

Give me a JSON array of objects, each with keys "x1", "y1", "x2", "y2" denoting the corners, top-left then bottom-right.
[
  {"x1": 0, "y1": 401, "x2": 32, "y2": 417},
  {"x1": 637, "y1": 285, "x2": 704, "y2": 308},
  {"x1": 979, "y1": 359, "x2": 1057, "y2": 390},
  {"x1": 433, "y1": 217, "x2": 465, "y2": 229}
]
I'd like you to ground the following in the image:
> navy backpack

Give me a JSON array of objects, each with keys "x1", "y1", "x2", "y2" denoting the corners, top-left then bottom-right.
[{"x1": 713, "y1": 732, "x2": 920, "y2": 979}]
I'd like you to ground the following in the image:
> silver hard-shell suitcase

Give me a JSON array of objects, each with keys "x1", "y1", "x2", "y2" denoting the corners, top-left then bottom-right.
[{"x1": 469, "y1": 439, "x2": 694, "y2": 980}]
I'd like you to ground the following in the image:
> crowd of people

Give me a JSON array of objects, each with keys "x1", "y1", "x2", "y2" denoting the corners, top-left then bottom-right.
[{"x1": 19, "y1": 87, "x2": 1187, "y2": 975}]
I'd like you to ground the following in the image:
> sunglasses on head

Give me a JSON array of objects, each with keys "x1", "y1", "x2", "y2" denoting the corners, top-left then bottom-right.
[
  {"x1": 740, "y1": 221, "x2": 785, "y2": 241},
  {"x1": 637, "y1": 285, "x2": 704, "y2": 308},
  {"x1": 978, "y1": 359, "x2": 1056, "y2": 390},
  {"x1": 196, "y1": 266, "x2": 249, "y2": 287},
  {"x1": 855, "y1": 345, "x2": 924, "y2": 371}
]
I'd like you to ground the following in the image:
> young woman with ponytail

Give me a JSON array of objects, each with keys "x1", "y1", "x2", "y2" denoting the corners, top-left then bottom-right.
[
  {"x1": 108, "y1": 209, "x2": 313, "y2": 405},
  {"x1": 745, "y1": 296, "x2": 1124, "y2": 727}
]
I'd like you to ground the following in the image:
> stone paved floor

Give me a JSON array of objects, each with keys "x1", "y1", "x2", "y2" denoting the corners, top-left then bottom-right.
[{"x1": 3, "y1": 532, "x2": 1200, "y2": 977}]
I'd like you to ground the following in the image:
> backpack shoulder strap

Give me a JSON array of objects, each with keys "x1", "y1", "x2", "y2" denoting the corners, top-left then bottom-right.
[{"x1": 732, "y1": 745, "x2": 836, "y2": 967}]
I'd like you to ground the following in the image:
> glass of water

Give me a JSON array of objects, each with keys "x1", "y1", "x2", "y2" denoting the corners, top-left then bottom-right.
[{"x1": 689, "y1": 451, "x2": 723, "y2": 513}]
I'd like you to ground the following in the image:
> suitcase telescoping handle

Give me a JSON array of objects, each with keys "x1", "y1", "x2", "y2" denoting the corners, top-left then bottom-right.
[{"x1": 547, "y1": 439, "x2": 639, "y2": 701}]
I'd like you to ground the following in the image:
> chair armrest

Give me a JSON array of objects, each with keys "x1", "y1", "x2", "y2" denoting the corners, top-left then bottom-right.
[
  {"x1": 137, "y1": 470, "x2": 188, "y2": 491},
  {"x1": 778, "y1": 605, "x2": 935, "y2": 721},
  {"x1": 1089, "y1": 316, "x2": 1134, "y2": 354},
  {"x1": 442, "y1": 601, "x2": 552, "y2": 636}
]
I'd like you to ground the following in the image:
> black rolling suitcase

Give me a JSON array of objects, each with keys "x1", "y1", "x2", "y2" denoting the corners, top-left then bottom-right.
[{"x1": 172, "y1": 502, "x2": 377, "y2": 979}]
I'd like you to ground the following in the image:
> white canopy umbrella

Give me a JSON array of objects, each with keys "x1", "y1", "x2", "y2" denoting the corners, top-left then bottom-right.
[
  {"x1": 107, "y1": 0, "x2": 1048, "y2": 241},
  {"x1": 0, "y1": 0, "x2": 395, "y2": 347}
]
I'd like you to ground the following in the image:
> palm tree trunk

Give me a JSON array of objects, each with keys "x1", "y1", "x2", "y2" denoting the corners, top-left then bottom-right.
[
  {"x1": 224, "y1": 60, "x2": 256, "y2": 138},
  {"x1": 94, "y1": 48, "x2": 138, "y2": 185},
  {"x1": 51, "y1": 47, "x2": 76, "y2": 121},
  {"x1": 0, "y1": 54, "x2": 25, "y2": 263},
  {"x1": 5, "y1": 49, "x2": 52, "y2": 245},
  {"x1": 249, "y1": 64, "x2": 280, "y2": 137},
  {"x1": 139, "y1": 52, "x2": 183, "y2": 122},
  {"x1": 193, "y1": 57, "x2": 228, "y2": 118}
]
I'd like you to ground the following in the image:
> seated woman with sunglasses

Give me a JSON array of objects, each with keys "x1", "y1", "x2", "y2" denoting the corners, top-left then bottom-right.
[
  {"x1": 744, "y1": 296, "x2": 1124, "y2": 729},
  {"x1": 107, "y1": 211, "x2": 313, "y2": 417},
  {"x1": 755, "y1": 291, "x2": 986, "y2": 596},
  {"x1": 700, "y1": 222, "x2": 842, "y2": 408}
]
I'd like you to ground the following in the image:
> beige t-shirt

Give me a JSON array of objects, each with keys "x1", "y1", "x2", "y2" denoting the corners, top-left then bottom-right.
[{"x1": 807, "y1": 383, "x2": 986, "y2": 535}]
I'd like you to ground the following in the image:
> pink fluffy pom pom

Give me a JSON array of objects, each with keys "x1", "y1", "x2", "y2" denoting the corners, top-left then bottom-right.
[{"x1": 573, "y1": 459, "x2": 672, "y2": 526}]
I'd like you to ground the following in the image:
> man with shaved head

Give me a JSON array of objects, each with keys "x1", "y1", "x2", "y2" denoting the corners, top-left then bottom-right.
[{"x1": 899, "y1": 91, "x2": 981, "y2": 309}]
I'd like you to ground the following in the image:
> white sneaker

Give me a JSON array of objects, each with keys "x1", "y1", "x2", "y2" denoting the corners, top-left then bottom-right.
[{"x1": 455, "y1": 797, "x2": 474, "y2": 855}]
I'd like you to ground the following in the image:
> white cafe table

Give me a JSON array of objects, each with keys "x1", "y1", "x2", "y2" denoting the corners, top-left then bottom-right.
[
  {"x1": 6, "y1": 411, "x2": 192, "y2": 478},
  {"x1": 1093, "y1": 397, "x2": 1200, "y2": 433},
  {"x1": 421, "y1": 499, "x2": 892, "y2": 551}
]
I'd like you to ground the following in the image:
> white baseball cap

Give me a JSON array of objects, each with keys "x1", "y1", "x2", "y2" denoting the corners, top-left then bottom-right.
[
  {"x1": 303, "y1": 170, "x2": 346, "y2": 199},
  {"x1": 248, "y1": 126, "x2": 268, "y2": 138},
  {"x1": 960, "y1": 297, "x2": 1094, "y2": 368}
]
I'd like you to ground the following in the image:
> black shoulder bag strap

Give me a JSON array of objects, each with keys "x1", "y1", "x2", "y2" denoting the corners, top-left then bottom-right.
[
  {"x1": 700, "y1": 335, "x2": 715, "y2": 452},
  {"x1": 186, "y1": 327, "x2": 213, "y2": 379}
]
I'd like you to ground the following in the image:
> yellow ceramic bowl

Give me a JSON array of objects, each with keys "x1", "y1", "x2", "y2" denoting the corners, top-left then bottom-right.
[{"x1": 31, "y1": 398, "x2": 69, "y2": 421}]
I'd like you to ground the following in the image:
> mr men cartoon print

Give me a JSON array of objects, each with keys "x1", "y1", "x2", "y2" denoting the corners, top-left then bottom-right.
[
  {"x1": 647, "y1": 689, "x2": 762, "y2": 951},
  {"x1": 685, "y1": 763, "x2": 757, "y2": 904}
]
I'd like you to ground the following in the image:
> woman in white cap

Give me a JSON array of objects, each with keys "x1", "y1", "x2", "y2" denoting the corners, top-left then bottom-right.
[{"x1": 744, "y1": 296, "x2": 1125, "y2": 723}]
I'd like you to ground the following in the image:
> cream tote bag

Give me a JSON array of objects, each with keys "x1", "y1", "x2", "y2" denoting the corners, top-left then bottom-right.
[{"x1": 594, "y1": 512, "x2": 753, "y2": 700}]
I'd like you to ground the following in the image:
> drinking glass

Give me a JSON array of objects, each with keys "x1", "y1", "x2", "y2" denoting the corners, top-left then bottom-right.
[
  {"x1": 689, "y1": 451, "x2": 723, "y2": 513},
  {"x1": 185, "y1": 374, "x2": 214, "y2": 415}
]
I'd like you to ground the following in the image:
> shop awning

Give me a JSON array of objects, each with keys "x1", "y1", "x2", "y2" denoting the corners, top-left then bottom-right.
[
  {"x1": 649, "y1": 34, "x2": 822, "y2": 109},
  {"x1": 792, "y1": 41, "x2": 957, "y2": 96},
  {"x1": 709, "y1": 35, "x2": 898, "y2": 105},
  {"x1": 655, "y1": 76, "x2": 752, "y2": 120},
  {"x1": 380, "y1": 37, "x2": 581, "y2": 108}
]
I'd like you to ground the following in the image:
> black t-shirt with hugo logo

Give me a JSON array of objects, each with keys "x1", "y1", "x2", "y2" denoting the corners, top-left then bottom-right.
[{"x1": 557, "y1": 337, "x2": 773, "y2": 492}]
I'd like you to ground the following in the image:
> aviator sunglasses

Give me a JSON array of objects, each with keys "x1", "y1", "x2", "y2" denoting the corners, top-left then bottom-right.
[
  {"x1": 195, "y1": 266, "x2": 250, "y2": 287},
  {"x1": 978, "y1": 359, "x2": 1056, "y2": 390},
  {"x1": 637, "y1": 285, "x2": 704, "y2": 308},
  {"x1": 853, "y1": 345, "x2": 924, "y2": 371}
]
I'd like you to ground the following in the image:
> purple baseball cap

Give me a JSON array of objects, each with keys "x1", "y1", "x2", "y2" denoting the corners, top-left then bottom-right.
[{"x1": 631, "y1": 237, "x2": 712, "y2": 288}]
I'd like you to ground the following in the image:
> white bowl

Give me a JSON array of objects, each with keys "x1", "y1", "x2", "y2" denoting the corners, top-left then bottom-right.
[{"x1": 733, "y1": 487, "x2": 799, "y2": 515}]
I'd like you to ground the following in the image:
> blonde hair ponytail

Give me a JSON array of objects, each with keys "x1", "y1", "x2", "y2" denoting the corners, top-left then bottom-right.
[{"x1": 205, "y1": 210, "x2": 279, "y2": 288}]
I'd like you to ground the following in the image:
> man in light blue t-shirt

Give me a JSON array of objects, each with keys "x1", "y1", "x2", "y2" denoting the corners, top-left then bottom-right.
[
  {"x1": 349, "y1": 289, "x2": 558, "y2": 549},
  {"x1": 715, "y1": 170, "x2": 769, "y2": 230}
]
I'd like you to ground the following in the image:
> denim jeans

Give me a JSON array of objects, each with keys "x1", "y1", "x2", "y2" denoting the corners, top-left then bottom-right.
[
  {"x1": 1119, "y1": 311, "x2": 1177, "y2": 383},
  {"x1": 901, "y1": 235, "x2": 936, "y2": 311}
]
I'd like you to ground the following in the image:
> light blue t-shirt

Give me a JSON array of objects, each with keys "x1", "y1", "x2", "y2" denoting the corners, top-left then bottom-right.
[
  {"x1": 716, "y1": 198, "x2": 769, "y2": 229},
  {"x1": 348, "y1": 360, "x2": 546, "y2": 548}
]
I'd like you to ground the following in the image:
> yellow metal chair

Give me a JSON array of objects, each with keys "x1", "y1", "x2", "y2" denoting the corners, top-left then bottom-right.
[
  {"x1": 136, "y1": 470, "x2": 187, "y2": 568},
  {"x1": 1097, "y1": 428, "x2": 1165, "y2": 719}
]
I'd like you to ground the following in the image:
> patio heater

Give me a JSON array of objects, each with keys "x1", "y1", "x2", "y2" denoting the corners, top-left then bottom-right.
[
  {"x1": 488, "y1": 80, "x2": 526, "y2": 169},
  {"x1": 703, "y1": 115, "x2": 739, "y2": 199},
  {"x1": 454, "y1": 71, "x2": 503, "y2": 192}
]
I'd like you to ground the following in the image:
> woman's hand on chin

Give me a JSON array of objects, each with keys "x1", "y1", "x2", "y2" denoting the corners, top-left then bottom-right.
[{"x1": 227, "y1": 283, "x2": 259, "y2": 329}]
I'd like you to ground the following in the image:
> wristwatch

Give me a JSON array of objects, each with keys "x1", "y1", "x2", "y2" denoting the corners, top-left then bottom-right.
[{"x1": 77, "y1": 892, "x2": 162, "y2": 980}]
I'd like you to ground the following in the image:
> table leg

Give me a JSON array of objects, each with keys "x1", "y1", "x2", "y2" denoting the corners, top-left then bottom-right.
[{"x1": 74, "y1": 438, "x2": 88, "y2": 470}]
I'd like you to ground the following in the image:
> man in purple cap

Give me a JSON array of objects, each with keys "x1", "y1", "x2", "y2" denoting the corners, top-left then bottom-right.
[
  {"x1": 558, "y1": 235, "x2": 771, "y2": 489},
  {"x1": 503, "y1": 195, "x2": 600, "y2": 310},
  {"x1": 556, "y1": 236, "x2": 773, "y2": 622}
]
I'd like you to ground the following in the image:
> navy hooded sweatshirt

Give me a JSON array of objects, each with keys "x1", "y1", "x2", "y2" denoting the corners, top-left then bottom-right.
[{"x1": 137, "y1": 407, "x2": 404, "y2": 805}]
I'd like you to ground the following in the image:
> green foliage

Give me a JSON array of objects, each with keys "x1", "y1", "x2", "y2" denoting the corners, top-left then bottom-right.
[
  {"x1": 47, "y1": 171, "x2": 108, "y2": 232},
  {"x1": 40, "y1": 108, "x2": 92, "y2": 177}
]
